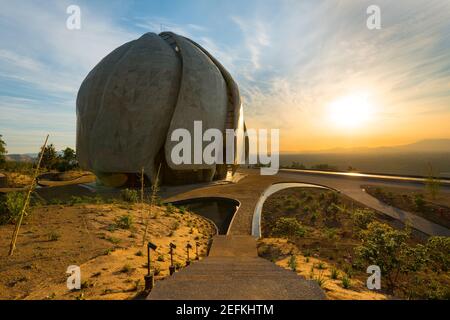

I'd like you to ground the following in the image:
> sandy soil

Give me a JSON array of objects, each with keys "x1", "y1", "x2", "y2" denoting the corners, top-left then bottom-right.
[
  {"x1": 0, "y1": 202, "x2": 216, "y2": 300},
  {"x1": 259, "y1": 238, "x2": 388, "y2": 300}
]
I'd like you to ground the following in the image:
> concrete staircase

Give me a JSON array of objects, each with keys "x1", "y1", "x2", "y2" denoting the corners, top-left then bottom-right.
[{"x1": 147, "y1": 236, "x2": 326, "y2": 300}]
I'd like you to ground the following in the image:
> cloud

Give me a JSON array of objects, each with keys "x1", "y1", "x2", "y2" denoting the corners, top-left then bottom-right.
[
  {"x1": 0, "y1": 0, "x2": 140, "y2": 152},
  {"x1": 231, "y1": 16, "x2": 270, "y2": 72},
  {"x1": 226, "y1": 0, "x2": 450, "y2": 142},
  {"x1": 1, "y1": 0, "x2": 449, "y2": 153}
]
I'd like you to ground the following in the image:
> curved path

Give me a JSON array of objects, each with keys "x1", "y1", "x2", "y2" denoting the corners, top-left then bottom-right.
[
  {"x1": 251, "y1": 182, "x2": 330, "y2": 237},
  {"x1": 151, "y1": 169, "x2": 449, "y2": 300},
  {"x1": 278, "y1": 169, "x2": 450, "y2": 237},
  {"x1": 164, "y1": 169, "x2": 450, "y2": 237}
]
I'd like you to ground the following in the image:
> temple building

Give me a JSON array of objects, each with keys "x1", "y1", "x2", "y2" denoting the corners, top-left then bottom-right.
[{"x1": 76, "y1": 32, "x2": 246, "y2": 186}]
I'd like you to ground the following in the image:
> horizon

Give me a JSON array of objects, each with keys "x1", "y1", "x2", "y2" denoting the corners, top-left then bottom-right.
[
  {"x1": 6, "y1": 138, "x2": 450, "y2": 156},
  {"x1": 1, "y1": 0, "x2": 450, "y2": 153}
]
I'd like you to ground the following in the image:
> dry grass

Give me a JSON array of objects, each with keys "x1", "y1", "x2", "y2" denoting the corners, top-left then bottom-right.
[{"x1": 0, "y1": 202, "x2": 216, "y2": 300}]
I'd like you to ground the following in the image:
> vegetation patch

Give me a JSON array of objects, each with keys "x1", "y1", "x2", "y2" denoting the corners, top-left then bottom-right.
[
  {"x1": 260, "y1": 187, "x2": 450, "y2": 299},
  {"x1": 364, "y1": 185, "x2": 450, "y2": 229}
]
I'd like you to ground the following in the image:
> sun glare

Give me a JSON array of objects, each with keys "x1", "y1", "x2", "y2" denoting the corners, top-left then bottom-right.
[{"x1": 327, "y1": 92, "x2": 373, "y2": 129}]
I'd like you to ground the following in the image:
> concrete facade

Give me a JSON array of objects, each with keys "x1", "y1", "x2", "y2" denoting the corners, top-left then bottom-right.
[{"x1": 76, "y1": 32, "x2": 245, "y2": 186}]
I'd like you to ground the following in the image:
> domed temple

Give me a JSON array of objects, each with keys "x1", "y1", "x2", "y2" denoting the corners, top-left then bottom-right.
[{"x1": 76, "y1": 32, "x2": 246, "y2": 187}]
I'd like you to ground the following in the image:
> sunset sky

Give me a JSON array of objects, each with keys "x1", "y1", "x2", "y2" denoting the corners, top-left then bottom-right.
[{"x1": 0, "y1": 0, "x2": 449, "y2": 153}]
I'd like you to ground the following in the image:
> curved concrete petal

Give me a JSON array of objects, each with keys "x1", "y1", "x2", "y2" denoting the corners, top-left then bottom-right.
[
  {"x1": 164, "y1": 33, "x2": 228, "y2": 171},
  {"x1": 76, "y1": 40, "x2": 133, "y2": 169},
  {"x1": 77, "y1": 33, "x2": 181, "y2": 181}
]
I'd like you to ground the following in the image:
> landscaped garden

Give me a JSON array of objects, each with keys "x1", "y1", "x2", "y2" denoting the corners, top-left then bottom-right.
[{"x1": 258, "y1": 187, "x2": 450, "y2": 299}]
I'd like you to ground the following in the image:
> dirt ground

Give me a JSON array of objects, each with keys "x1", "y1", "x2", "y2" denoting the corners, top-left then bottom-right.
[
  {"x1": 0, "y1": 202, "x2": 216, "y2": 300},
  {"x1": 363, "y1": 184, "x2": 450, "y2": 228}
]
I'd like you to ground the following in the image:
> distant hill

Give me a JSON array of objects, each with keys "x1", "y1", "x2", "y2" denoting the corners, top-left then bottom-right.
[
  {"x1": 301, "y1": 139, "x2": 450, "y2": 154},
  {"x1": 282, "y1": 139, "x2": 450, "y2": 178},
  {"x1": 5, "y1": 154, "x2": 36, "y2": 162}
]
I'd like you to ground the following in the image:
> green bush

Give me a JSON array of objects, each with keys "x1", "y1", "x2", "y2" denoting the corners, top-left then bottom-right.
[
  {"x1": 115, "y1": 214, "x2": 133, "y2": 229},
  {"x1": 0, "y1": 192, "x2": 26, "y2": 224},
  {"x1": 341, "y1": 275, "x2": 351, "y2": 289},
  {"x1": 355, "y1": 221, "x2": 410, "y2": 291},
  {"x1": 288, "y1": 255, "x2": 297, "y2": 271},
  {"x1": 330, "y1": 268, "x2": 339, "y2": 280},
  {"x1": 272, "y1": 217, "x2": 306, "y2": 238},
  {"x1": 69, "y1": 196, "x2": 83, "y2": 205},
  {"x1": 121, "y1": 188, "x2": 138, "y2": 203},
  {"x1": 426, "y1": 236, "x2": 450, "y2": 272},
  {"x1": 414, "y1": 194, "x2": 426, "y2": 211},
  {"x1": 178, "y1": 206, "x2": 187, "y2": 214},
  {"x1": 406, "y1": 276, "x2": 450, "y2": 300},
  {"x1": 351, "y1": 208, "x2": 375, "y2": 230}
]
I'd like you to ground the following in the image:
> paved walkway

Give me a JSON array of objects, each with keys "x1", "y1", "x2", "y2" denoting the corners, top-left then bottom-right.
[
  {"x1": 147, "y1": 235, "x2": 326, "y2": 300},
  {"x1": 149, "y1": 169, "x2": 450, "y2": 300}
]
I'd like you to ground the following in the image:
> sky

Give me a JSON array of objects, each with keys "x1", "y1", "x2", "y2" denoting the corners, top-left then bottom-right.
[{"x1": 0, "y1": 0, "x2": 449, "y2": 153}]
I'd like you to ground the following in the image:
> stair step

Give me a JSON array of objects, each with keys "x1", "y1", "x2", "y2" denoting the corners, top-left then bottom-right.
[{"x1": 147, "y1": 235, "x2": 326, "y2": 300}]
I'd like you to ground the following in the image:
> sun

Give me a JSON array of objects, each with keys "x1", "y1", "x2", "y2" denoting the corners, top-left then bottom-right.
[{"x1": 327, "y1": 92, "x2": 374, "y2": 129}]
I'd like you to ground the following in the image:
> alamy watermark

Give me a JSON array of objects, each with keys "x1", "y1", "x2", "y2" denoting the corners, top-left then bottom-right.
[
  {"x1": 366, "y1": 5, "x2": 381, "y2": 30},
  {"x1": 170, "y1": 121, "x2": 279, "y2": 175},
  {"x1": 66, "y1": 265, "x2": 81, "y2": 290},
  {"x1": 66, "y1": 5, "x2": 81, "y2": 30},
  {"x1": 366, "y1": 265, "x2": 381, "y2": 290}
]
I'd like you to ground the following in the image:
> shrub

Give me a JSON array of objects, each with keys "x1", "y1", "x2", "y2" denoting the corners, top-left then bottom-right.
[
  {"x1": 48, "y1": 231, "x2": 60, "y2": 241},
  {"x1": 326, "y1": 203, "x2": 340, "y2": 215},
  {"x1": 178, "y1": 206, "x2": 187, "y2": 214},
  {"x1": 414, "y1": 194, "x2": 426, "y2": 211},
  {"x1": 314, "y1": 270, "x2": 327, "y2": 288},
  {"x1": 288, "y1": 255, "x2": 297, "y2": 271},
  {"x1": 0, "y1": 192, "x2": 26, "y2": 224},
  {"x1": 351, "y1": 208, "x2": 375, "y2": 230},
  {"x1": 426, "y1": 236, "x2": 450, "y2": 272},
  {"x1": 135, "y1": 250, "x2": 143, "y2": 257},
  {"x1": 324, "y1": 228, "x2": 338, "y2": 240},
  {"x1": 272, "y1": 217, "x2": 306, "y2": 238},
  {"x1": 115, "y1": 214, "x2": 133, "y2": 229},
  {"x1": 326, "y1": 191, "x2": 339, "y2": 204},
  {"x1": 69, "y1": 196, "x2": 83, "y2": 205},
  {"x1": 316, "y1": 262, "x2": 326, "y2": 270},
  {"x1": 157, "y1": 254, "x2": 165, "y2": 262},
  {"x1": 355, "y1": 221, "x2": 410, "y2": 291},
  {"x1": 341, "y1": 275, "x2": 351, "y2": 289},
  {"x1": 121, "y1": 188, "x2": 138, "y2": 203},
  {"x1": 153, "y1": 265, "x2": 161, "y2": 276},
  {"x1": 120, "y1": 264, "x2": 133, "y2": 274},
  {"x1": 330, "y1": 268, "x2": 339, "y2": 280},
  {"x1": 406, "y1": 276, "x2": 450, "y2": 300},
  {"x1": 310, "y1": 211, "x2": 320, "y2": 224},
  {"x1": 165, "y1": 203, "x2": 176, "y2": 215}
]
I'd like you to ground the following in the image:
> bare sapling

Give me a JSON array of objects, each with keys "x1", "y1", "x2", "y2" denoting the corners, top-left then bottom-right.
[
  {"x1": 9, "y1": 134, "x2": 49, "y2": 256},
  {"x1": 142, "y1": 163, "x2": 162, "y2": 245}
]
